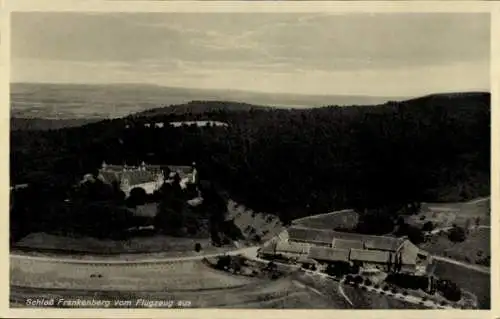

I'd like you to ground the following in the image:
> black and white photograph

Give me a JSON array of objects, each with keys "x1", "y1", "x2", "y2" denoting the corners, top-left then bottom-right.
[{"x1": 9, "y1": 8, "x2": 491, "y2": 311}]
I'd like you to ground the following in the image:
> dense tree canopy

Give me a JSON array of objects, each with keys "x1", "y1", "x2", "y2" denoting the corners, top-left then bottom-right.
[{"x1": 10, "y1": 93, "x2": 490, "y2": 235}]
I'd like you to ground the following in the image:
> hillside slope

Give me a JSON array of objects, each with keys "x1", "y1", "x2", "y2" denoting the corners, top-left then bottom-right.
[{"x1": 10, "y1": 92, "x2": 490, "y2": 223}]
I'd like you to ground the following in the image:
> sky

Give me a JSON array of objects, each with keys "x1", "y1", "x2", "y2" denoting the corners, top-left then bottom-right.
[{"x1": 11, "y1": 12, "x2": 490, "y2": 97}]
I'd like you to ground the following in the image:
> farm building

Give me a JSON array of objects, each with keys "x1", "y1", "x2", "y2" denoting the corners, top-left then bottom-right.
[
  {"x1": 332, "y1": 238, "x2": 364, "y2": 250},
  {"x1": 275, "y1": 241, "x2": 311, "y2": 257},
  {"x1": 308, "y1": 246, "x2": 350, "y2": 263},
  {"x1": 398, "y1": 239, "x2": 422, "y2": 272},
  {"x1": 257, "y1": 240, "x2": 311, "y2": 259},
  {"x1": 349, "y1": 249, "x2": 393, "y2": 267},
  {"x1": 278, "y1": 226, "x2": 426, "y2": 273},
  {"x1": 287, "y1": 227, "x2": 337, "y2": 246},
  {"x1": 287, "y1": 226, "x2": 407, "y2": 252}
]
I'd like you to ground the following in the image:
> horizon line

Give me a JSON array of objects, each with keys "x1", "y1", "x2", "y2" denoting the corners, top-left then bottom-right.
[{"x1": 11, "y1": 81, "x2": 490, "y2": 100}]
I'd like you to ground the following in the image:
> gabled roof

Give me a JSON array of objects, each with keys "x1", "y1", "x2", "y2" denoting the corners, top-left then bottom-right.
[
  {"x1": 332, "y1": 238, "x2": 364, "y2": 250},
  {"x1": 363, "y1": 236, "x2": 403, "y2": 251},
  {"x1": 349, "y1": 249, "x2": 393, "y2": 264},
  {"x1": 287, "y1": 227, "x2": 336, "y2": 245},
  {"x1": 399, "y1": 240, "x2": 420, "y2": 265},
  {"x1": 308, "y1": 246, "x2": 350, "y2": 262},
  {"x1": 287, "y1": 226, "x2": 405, "y2": 252},
  {"x1": 275, "y1": 241, "x2": 311, "y2": 255}
]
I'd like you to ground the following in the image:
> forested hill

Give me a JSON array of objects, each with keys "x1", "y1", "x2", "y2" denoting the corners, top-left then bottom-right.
[
  {"x1": 130, "y1": 100, "x2": 271, "y2": 119},
  {"x1": 10, "y1": 117, "x2": 101, "y2": 131},
  {"x1": 10, "y1": 92, "x2": 490, "y2": 222}
]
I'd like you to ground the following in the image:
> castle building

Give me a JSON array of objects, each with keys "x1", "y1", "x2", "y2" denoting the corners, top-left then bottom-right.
[
  {"x1": 97, "y1": 161, "x2": 164, "y2": 197},
  {"x1": 95, "y1": 161, "x2": 199, "y2": 197}
]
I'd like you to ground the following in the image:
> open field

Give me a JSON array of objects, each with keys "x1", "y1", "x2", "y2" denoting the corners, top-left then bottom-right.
[
  {"x1": 407, "y1": 197, "x2": 490, "y2": 229},
  {"x1": 421, "y1": 228, "x2": 490, "y2": 265},
  {"x1": 11, "y1": 275, "x2": 346, "y2": 308},
  {"x1": 11, "y1": 83, "x2": 397, "y2": 121},
  {"x1": 13, "y1": 232, "x2": 225, "y2": 257},
  {"x1": 10, "y1": 258, "x2": 260, "y2": 292},
  {"x1": 429, "y1": 259, "x2": 490, "y2": 309},
  {"x1": 342, "y1": 285, "x2": 427, "y2": 309},
  {"x1": 220, "y1": 277, "x2": 337, "y2": 309},
  {"x1": 292, "y1": 209, "x2": 359, "y2": 231}
]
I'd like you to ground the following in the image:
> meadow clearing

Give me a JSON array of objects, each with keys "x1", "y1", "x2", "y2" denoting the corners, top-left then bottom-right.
[
  {"x1": 429, "y1": 259, "x2": 490, "y2": 309},
  {"x1": 11, "y1": 276, "x2": 345, "y2": 308},
  {"x1": 292, "y1": 209, "x2": 359, "y2": 231},
  {"x1": 407, "y1": 197, "x2": 490, "y2": 229},
  {"x1": 421, "y1": 228, "x2": 490, "y2": 265},
  {"x1": 10, "y1": 258, "x2": 258, "y2": 292}
]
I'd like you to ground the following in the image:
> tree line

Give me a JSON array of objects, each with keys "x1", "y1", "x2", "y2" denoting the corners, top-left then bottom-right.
[{"x1": 10, "y1": 92, "x2": 490, "y2": 237}]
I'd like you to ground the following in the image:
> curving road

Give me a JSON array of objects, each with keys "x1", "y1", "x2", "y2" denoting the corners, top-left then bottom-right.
[
  {"x1": 426, "y1": 225, "x2": 490, "y2": 236},
  {"x1": 10, "y1": 246, "x2": 260, "y2": 265},
  {"x1": 11, "y1": 246, "x2": 479, "y2": 309}
]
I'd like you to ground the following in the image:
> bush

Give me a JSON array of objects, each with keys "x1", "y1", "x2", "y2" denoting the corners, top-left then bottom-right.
[
  {"x1": 422, "y1": 221, "x2": 434, "y2": 232},
  {"x1": 386, "y1": 273, "x2": 429, "y2": 290},
  {"x1": 128, "y1": 187, "x2": 147, "y2": 207},
  {"x1": 448, "y1": 226, "x2": 466, "y2": 243},
  {"x1": 476, "y1": 256, "x2": 490, "y2": 266},
  {"x1": 383, "y1": 286, "x2": 389, "y2": 291},
  {"x1": 194, "y1": 242, "x2": 202, "y2": 252},
  {"x1": 437, "y1": 280, "x2": 462, "y2": 302},
  {"x1": 252, "y1": 234, "x2": 262, "y2": 243}
]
